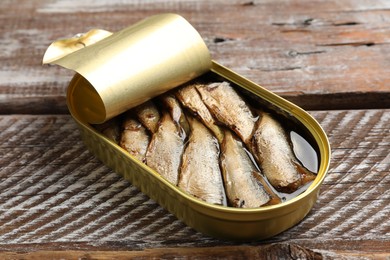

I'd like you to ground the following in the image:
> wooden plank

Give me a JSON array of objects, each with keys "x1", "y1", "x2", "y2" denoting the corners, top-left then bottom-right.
[
  {"x1": 1, "y1": 0, "x2": 389, "y2": 113},
  {"x1": 0, "y1": 110, "x2": 388, "y2": 258},
  {"x1": 1, "y1": 244, "x2": 390, "y2": 260},
  {"x1": 0, "y1": 245, "x2": 323, "y2": 259}
]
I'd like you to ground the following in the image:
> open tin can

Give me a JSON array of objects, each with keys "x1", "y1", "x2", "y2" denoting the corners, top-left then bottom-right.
[{"x1": 43, "y1": 13, "x2": 330, "y2": 240}]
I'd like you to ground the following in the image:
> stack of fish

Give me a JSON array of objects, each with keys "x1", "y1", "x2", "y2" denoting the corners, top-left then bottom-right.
[{"x1": 95, "y1": 81, "x2": 316, "y2": 208}]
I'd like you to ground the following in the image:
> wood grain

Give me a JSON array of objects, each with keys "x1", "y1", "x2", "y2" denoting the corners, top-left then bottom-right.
[
  {"x1": 1, "y1": 0, "x2": 389, "y2": 114},
  {"x1": 0, "y1": 110, "x2": 388, "y2": 258},
  {"x1": 1, "y1": 0, "x2": 389, "y2": 258},
  {"x1": 0, "y1": 244, "x2": 323, "y2": 259}
]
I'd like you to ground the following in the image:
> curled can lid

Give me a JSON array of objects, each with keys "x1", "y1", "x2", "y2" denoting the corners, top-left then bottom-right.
[{"x1": 43, "y1": 13, "x2": 212, "y2": 124}]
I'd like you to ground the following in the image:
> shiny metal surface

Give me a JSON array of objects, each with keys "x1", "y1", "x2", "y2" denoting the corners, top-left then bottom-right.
[{"x1": 44, "y1": 14, "x2": 211, "y2": 124}]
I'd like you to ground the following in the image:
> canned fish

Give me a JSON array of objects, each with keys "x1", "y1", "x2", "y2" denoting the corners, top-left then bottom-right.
[{"x1": 44, "y1": 14, "x2": 330, "y2": 240}]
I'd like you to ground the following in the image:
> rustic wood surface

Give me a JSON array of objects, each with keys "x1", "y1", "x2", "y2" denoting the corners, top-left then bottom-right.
[
  {"x1": 1, "y1": 0, "x2": 390, "y2": 114},
  {"x1": 0, "y1": 0, "x2": 389, "y2": 259},
  {"x1": 0, "y1": 111, "x2": 388, "y2": 259}
]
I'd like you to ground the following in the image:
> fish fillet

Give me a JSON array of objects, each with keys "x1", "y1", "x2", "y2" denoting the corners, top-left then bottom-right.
[
  {"x1": 160, "y1": 93, "x2": 190, "y2": 137},
  {"x1": 221, "y1": 130, "x2": 280, "y2": 207},
  {"x1": 146, "y1": 112, "x2": 186, "y2": 185},
  {"x1": 176, "y1": 83, "x2": 224, "y2": 143},
  {"x1": 196, "y1": 82, "x2": 257, "y2": 144},
  {"x1": 178, "y1": 116, "x2": 227, "y2": 206},
  {"x1": 134, "y1": 100, "x2": 160, "y2": 134},
  {"x1": 94, "y1": 117, "x2": 121, "y2": 144},
  {"x1": 120, "y1": 114, "x2": 150, "y2": 163},
  {"x1": 251, "y1": 113, "x2": 316, "y2": 193}
]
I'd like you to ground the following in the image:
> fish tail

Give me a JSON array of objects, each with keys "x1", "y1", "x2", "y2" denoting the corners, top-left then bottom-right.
[
  {"x1": 294, "y1": 161, "x2": 317, "y2": 185},
  {"x1": 252, "y1": 171, "x2": 282, "y2": 206}
]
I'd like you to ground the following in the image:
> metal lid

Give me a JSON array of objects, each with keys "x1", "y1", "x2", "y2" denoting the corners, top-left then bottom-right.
[{"x1": 43, "y1": 13, "x2": 212, "y2": 124}]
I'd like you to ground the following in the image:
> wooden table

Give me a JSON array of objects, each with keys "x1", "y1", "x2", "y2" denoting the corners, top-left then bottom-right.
[{"x1": 1, "y1": 1, "x2": 389, "y2": 259}]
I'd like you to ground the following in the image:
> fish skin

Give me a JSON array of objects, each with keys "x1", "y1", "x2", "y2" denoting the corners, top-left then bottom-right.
[
  {"x1": 119, "y1": 114, "x2": 150, "y2": 163},
  {"x1": 251, "y1": 171, "x2": 282, "y2": 206},
  {"x1": 196, "y1": 82, "x2": 257, "y2": 144},
  {"x1": 160, "y1": 94, "x2": 190, "y2": 137},
  {"x1": 176, "y1": 83, "x2": 225, "y2": 143},
  {"x1": 134, "y1": 100, "x2": 160, "y2": 134},
  {"x1": 94, "y1": 118, "x2": 121, "y2": 144},
  {"x1": 178, "y1": 115, "x2": 227, "y2": 206},
  {"x1": 251, "y1": 113, "x2": 316, "y2": 193},
  {"x1": 220, "y1": 130, "x2": 279, "y2": 208},
  {"x1": 146, "y1": 111, "x2": 186, "y2": 185}
]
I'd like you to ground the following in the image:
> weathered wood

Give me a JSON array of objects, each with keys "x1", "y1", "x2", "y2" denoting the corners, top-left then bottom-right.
[
  {"x1": 1, "y1": 0, "x2": 389, "y2": 258},
  {"x1": 0, "y1": 245, "x2": 388, "y2": 259},
  {"x1": 0, "y1": 110, "x2": 388, "y2": 258},
  {"x1": 1, "y1": 0, "x2": 389, "y2": 113},
  {"x1": 0, "y1": 244, "x2": 323, "y2": 259}
]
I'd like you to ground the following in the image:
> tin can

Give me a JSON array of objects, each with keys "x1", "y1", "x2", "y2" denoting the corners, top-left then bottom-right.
[{"x1": 44, "y1": 14, "x2": 330, "y2": 240}]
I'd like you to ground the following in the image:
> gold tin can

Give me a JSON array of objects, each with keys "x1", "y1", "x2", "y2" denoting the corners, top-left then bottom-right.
[
  {"x1": 44, "y1": 14, "x2": 330, "y2": 241},
  {"x1": 44, "y1": 13, "x2": 211, "y2": 124}
]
